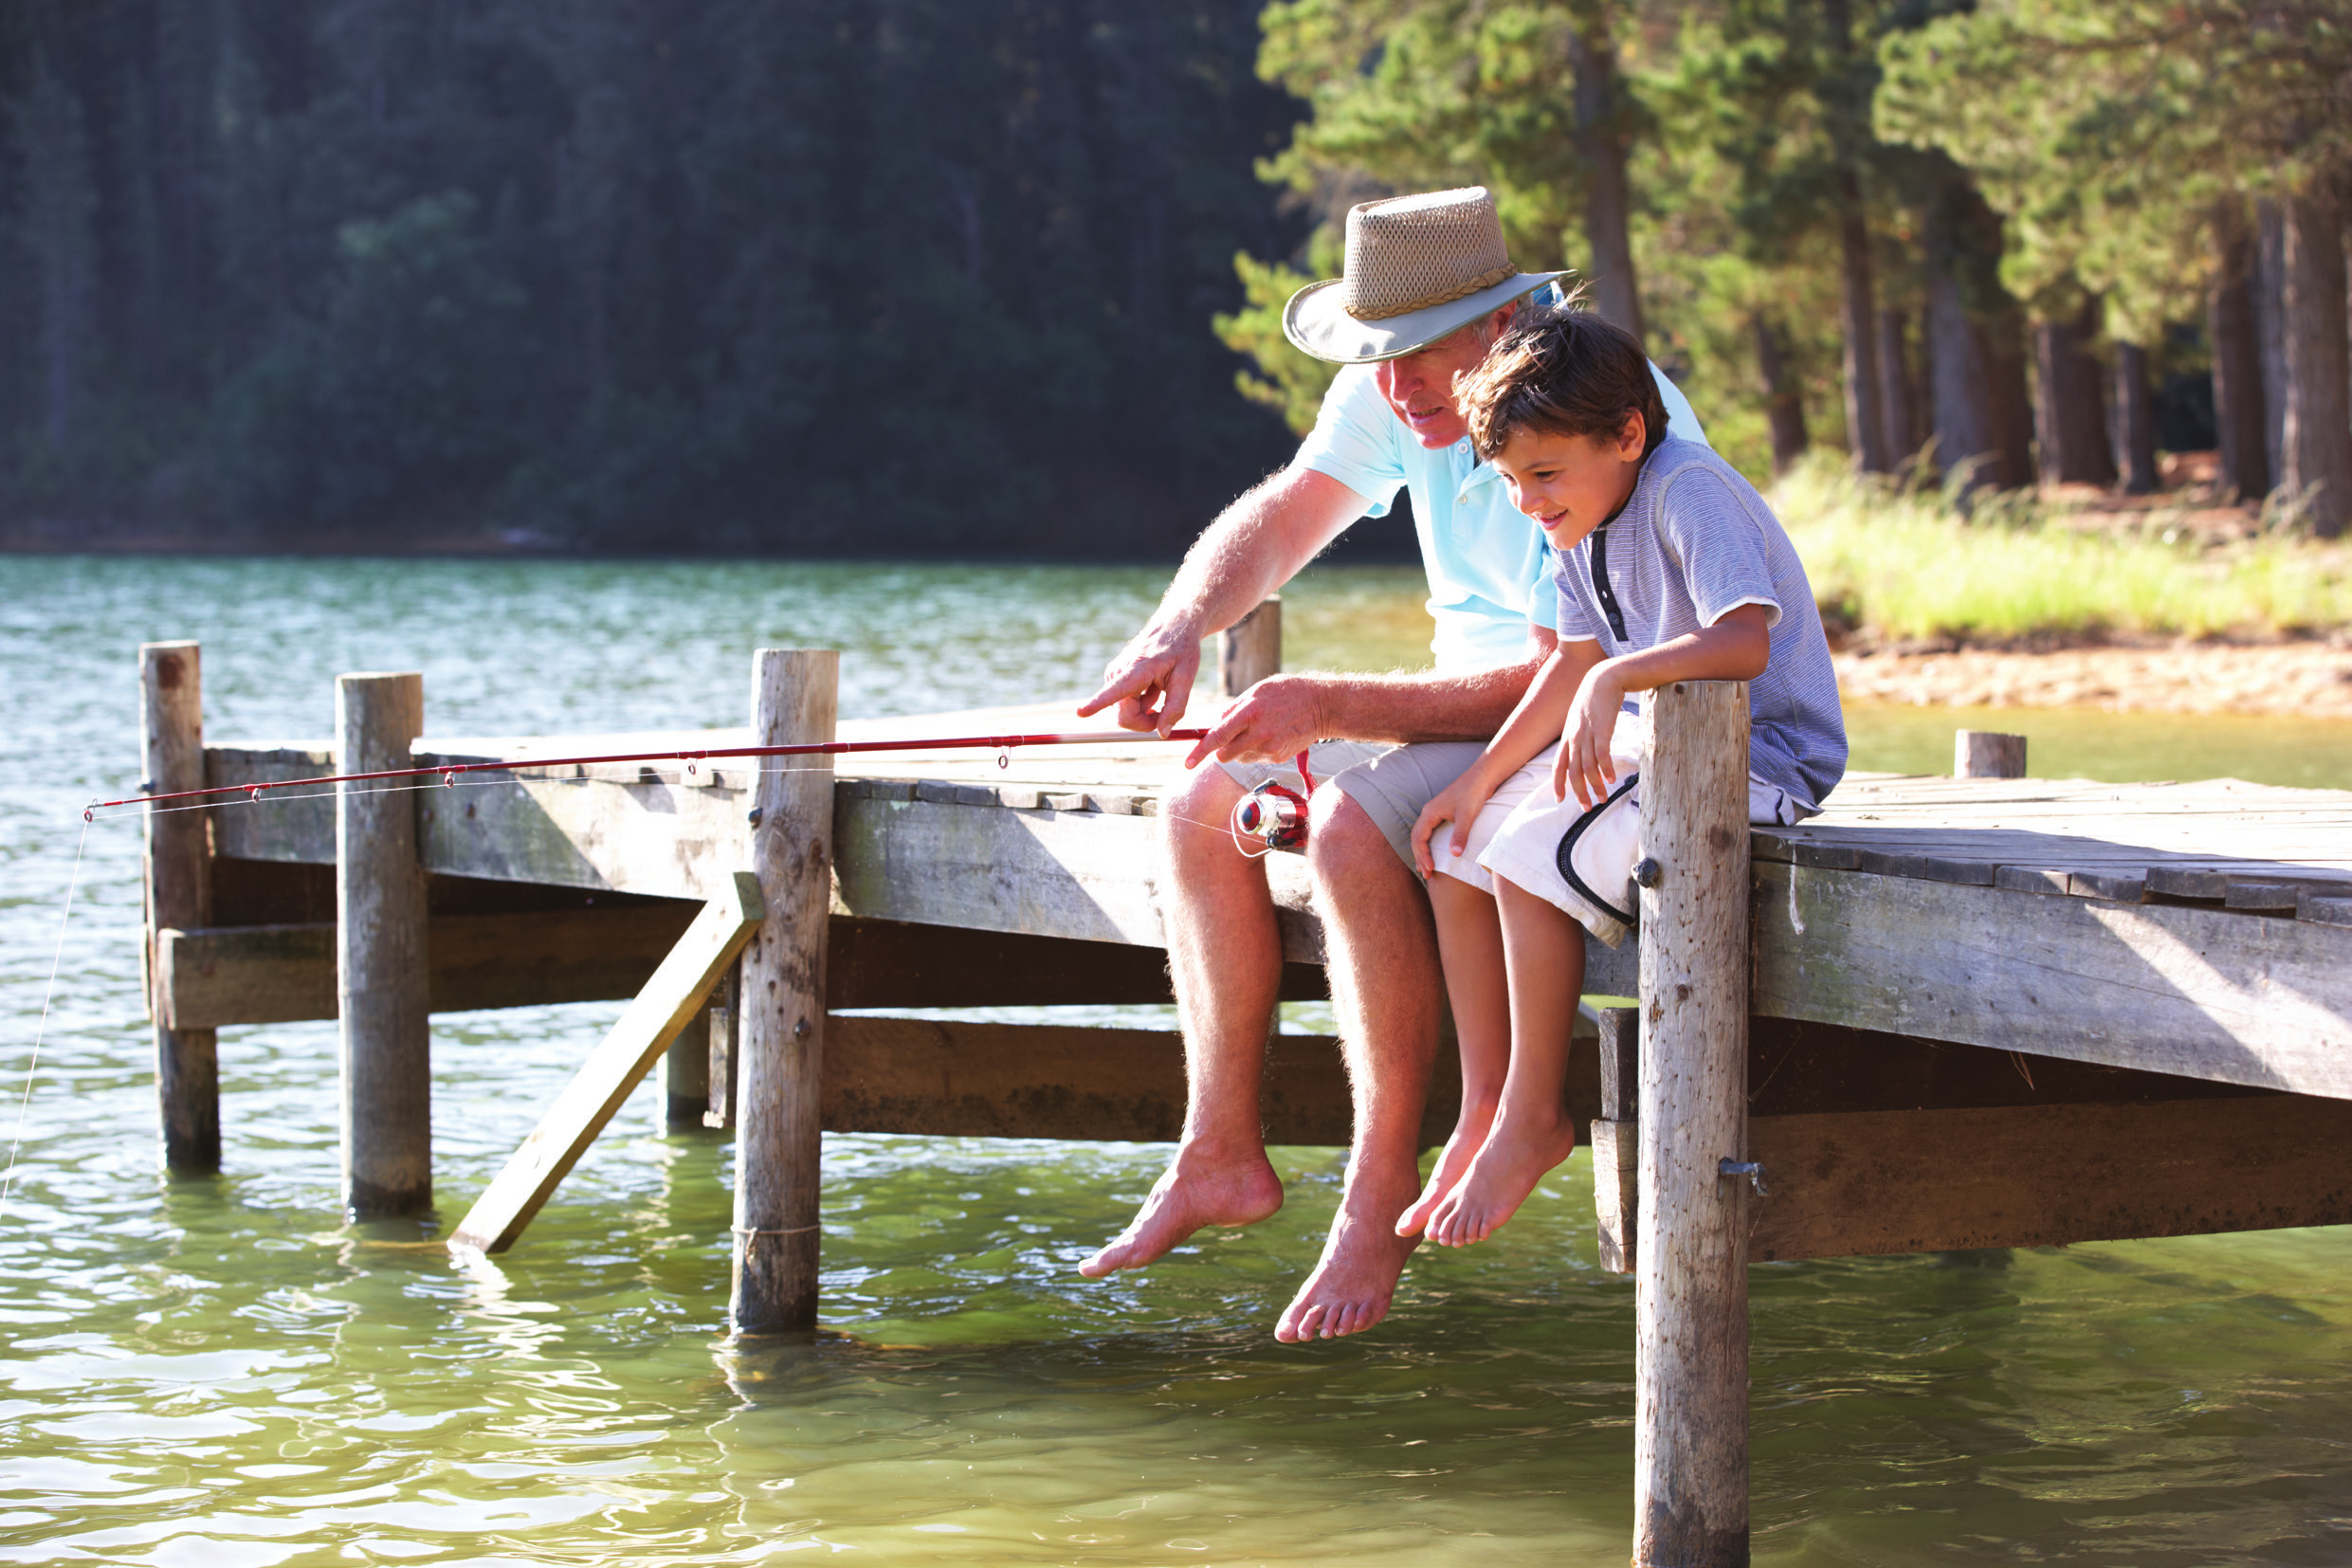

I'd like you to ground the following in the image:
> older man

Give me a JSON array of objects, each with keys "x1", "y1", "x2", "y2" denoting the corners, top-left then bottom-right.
[{"x1": 1076, "y1": 188, "x2": 1705, "y2": 1340}]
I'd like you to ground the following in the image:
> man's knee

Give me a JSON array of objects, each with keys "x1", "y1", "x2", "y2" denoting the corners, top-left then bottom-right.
[{"x1": 1305, "y1": 788, "x2": 1409, "y2": 884}]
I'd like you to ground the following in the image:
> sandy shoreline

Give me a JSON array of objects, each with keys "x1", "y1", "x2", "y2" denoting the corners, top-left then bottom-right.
[{"x1": 1832, "y1": 640, "x2": 2352, "y2": 721}]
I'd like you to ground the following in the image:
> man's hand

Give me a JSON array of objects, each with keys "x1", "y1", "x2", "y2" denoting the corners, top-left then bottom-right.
[
  {"x1": 1180, "y1": 674, "x2": 1328, "y2": 769},
  {"x1": 1079, "y1": 621, "x2": 1204, "y2": 737}
]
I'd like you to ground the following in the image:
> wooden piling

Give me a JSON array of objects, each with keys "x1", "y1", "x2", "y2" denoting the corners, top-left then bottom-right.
[
  {"x1": 665, "y1": 1008, "x2": 712, "y2": 1129},
  {"x1": 1955, "y1": 730, "x2": 2026, "y2": 779},
  {"x1": 141, "y1": 642, "x2": 219, "y2": 1173},
  {"x1": 731, "y1": 649, "x2": 838, "y2": 1334},
  {"x1": 1634, "y1": 680, "x2": 1752, "y2": 1568},
  {"x1": 337, "y1": 672, "x2": 431, "y2": 1216},
  {"x1": 1216, "y1": 596, "x2": 1282, "y2": 699}
]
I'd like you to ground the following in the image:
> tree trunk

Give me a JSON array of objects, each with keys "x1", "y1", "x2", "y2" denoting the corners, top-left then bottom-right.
[
  {"x1": 1568, "y1": 21, "x2": 1644, "y2": 346},
  {"x1": 1874, "y1": 305, "x2": 1916, "y2": 465},
  {"x1": 1983, "y1": 311, "x2": 2038, "y2": 491},
  {"x1": 2255, "y1": 199, "x2": 2289, "y2": 490},
  {"x1": 1754, "y1": 315, "x2": 1810, "y2": 474},
  {"x1": 2278, "y1": 186, "x2": 2352, "y2": 538},
  {"x1": 2209, "y1": 201, "x2": 2272, "y2": 501},
  {"x1": 2110, "y1": 342, "x2": 2158, "y2": 495},
  {"x1": 2033, "y1": 299, "x2": 2113, "y2": 485},
  {"x1": 1835, "y1": 191, "x2": 1891, "y2": 473}
]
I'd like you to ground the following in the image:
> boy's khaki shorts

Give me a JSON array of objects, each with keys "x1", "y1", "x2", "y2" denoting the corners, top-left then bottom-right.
[{"x1": 1219, "y1": 740, "x2": 1489, "y2": 868}]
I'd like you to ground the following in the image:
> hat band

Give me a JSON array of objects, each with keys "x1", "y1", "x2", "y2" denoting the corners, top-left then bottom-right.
[{"x1": 1342, "y1": 261, "x2": 1520, "y2": 323}]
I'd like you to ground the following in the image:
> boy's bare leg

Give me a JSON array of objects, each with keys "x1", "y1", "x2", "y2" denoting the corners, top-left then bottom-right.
[
  {"x1": 1429, "y1": 877, "x2": 1585, "y2": 1248},
  {"x1": 1079, "y1": 764, "x2": 1285, "y2": 1279},
  {"x1": 1395, "y1": 875, "x2": 1509, "y2": 1239},
  {"x1": 1276, "y1": 791, "x2": 1442, "y2": 1341}
]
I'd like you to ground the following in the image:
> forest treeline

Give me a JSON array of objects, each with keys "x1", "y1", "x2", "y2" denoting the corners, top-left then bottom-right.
[
  {"x1": 0, "y1": 0, "x2": 1308, "y2": 556},
  {"x1": 1219, "y1": 0, "x2": 2350, "y2": 538},
  {"x1": 3, "y1": 2, "x2": 2347, "y2": 555}
]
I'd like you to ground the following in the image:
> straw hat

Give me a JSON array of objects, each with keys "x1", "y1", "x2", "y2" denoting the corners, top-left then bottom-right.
[{"x1": 1283, "y1": 187, "x2": 1570, "y2": 364}]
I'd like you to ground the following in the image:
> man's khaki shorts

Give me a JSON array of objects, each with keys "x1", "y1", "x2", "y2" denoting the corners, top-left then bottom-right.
[{"x1": 1219, "y1": 740, "x2": 1489, "y2": 868}]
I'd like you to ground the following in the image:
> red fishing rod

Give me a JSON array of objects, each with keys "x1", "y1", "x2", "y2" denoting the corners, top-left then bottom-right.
[{"x1": 85, "y1": 728, "x2": 1218, "y2": 817}]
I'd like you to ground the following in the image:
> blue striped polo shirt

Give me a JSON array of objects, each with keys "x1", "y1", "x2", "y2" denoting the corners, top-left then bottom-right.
[{"x1": 1551, "y1": 438, "x2": 1847, "y2": 809}]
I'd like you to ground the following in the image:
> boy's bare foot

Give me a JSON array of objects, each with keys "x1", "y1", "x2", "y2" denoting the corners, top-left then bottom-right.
[
  {"x1": 1078, "y1": 1144, "x2": 1285, "y2": 1278},
  {"x1": 1427, "y1": 1108, "x2": 1577, "y2": 1248},
  {"x1": 1394, "y1": 1099, "x2": 1498, "y2": 1238},
  {"x1": 1275, "y1": 1168, "x2": 1420, "y2": 1341}
]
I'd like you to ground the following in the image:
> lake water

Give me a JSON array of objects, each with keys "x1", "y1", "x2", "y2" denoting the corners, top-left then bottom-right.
[{"x1": 2, "y1": 556, "x2": 2348, "y2": 1566}]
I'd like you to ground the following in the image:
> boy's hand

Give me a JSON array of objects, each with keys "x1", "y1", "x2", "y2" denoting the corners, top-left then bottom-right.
[
  {"x1": 1555, "y1": 665, "x2": 1627, "y2": 808},
  {"x1": 1410, "y1": 773, "x2": 1494, "y2": 880}
]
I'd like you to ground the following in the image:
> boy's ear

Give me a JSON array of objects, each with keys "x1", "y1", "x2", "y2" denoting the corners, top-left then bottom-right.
[{"x1": 1617, "y1": 410, "x2": 1648, "y2": 458}]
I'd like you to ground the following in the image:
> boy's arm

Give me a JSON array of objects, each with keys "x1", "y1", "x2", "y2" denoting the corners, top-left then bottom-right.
[
  {"x1": 1558, "y1": 604, "x2": 1771, "y2": 805},
  {"x1": 1407, "y1": 636, "x2": 1604, "y2": 873}
]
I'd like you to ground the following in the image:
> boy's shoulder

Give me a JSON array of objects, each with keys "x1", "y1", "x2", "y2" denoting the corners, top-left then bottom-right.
[{"x1": 1647, "y1": 437, "x2": 1761, "y2": 498}]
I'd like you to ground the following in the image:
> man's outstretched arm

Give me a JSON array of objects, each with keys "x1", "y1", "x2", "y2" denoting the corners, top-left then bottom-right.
[
  {"x1": 1182, "y1": 632, "x2": 1554, "y2": 767},
  {"x1": 1079, "y1": 465, "x2": 1368, "y2": 736}
]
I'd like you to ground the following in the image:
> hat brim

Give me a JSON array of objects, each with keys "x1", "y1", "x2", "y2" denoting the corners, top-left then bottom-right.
[{"x1": 1283, "y1": 270, "x2": 1572, "y2": 364}]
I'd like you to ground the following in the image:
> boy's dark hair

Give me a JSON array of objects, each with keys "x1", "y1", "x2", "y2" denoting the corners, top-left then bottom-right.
[{"x1": 1459, "y1": 304, "x2": 1669, "y2": 463}]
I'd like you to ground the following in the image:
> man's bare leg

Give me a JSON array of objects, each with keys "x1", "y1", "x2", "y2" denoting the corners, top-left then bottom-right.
[
  {"x1": 1276, "y1": 791, "x2": 1442, "y2": 1341},
  {"x1": 1079, "y1": 763, "x2": 1285, "y2": 1278},
  {"x1": 1395, "y1": 875, "x2": 1508, "y2": 1239}
]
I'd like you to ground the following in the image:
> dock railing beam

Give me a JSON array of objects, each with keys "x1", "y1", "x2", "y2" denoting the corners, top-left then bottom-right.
[
  {"x1": 731, "y1": 648, "x2": 839, "y2": 1335},
  {"x1": 337, "y1": 671, "x2": 432, "y2": 1216},
  {"x1": 141, "y1": 641, "x2": 218, "y2": 1173},
  {"x1": 1634, "y1": 680, "x2": 1752, "y2": 1568}
]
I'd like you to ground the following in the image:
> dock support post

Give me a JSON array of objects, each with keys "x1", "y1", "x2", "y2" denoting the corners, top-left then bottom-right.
[
  {"x1": 1634, "y1": 680, "x2": 1752, "y2": 1568},
  {"x1": 1954, "y1": 729, "x2": 2026, "y2": 779},
  {"x1": 337, "y1": 672, "x2": 431, "y2": 1216},
  {"x1": 1216, "y1": 595, "x2": 1281, "y2": 698},
  {"x1": 665, "y1": 1010, "x2": 711, "y2": 1130},
  {"x1": 731, "y1": 648, "x2": 838, "y2": 1335},
  {"x1": 141, "y1": 642, "x2": 218, "y2": 1173}
]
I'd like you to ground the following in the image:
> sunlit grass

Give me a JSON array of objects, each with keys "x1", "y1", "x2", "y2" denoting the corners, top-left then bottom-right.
[{"x1": 1771, "y1": 456, "x2": 2352, "y2": 644}]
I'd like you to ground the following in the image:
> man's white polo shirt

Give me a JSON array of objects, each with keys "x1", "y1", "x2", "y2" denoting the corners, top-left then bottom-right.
[{"x1": 1292, "y1": 362, "x2": 1708, "y2": 671}]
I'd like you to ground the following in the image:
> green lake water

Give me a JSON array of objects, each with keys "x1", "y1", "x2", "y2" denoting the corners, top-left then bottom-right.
[{"x1": 1, "y1": 555, "x2": 2347, "y2": 1566}]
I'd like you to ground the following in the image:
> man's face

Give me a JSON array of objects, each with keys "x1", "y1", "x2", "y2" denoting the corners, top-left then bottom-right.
[{"x1": 1372, "y1": 307, "x2": 1512, "y2": 449}]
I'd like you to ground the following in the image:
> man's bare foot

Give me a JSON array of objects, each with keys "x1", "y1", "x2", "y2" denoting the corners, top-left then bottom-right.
[
  {"x1": 1427, "y1": 1108, "x2": 1577, "y2": 1248},
  {"x1": 1275, "y1": 1175, "x2": 1420, "y2": 1341},
  {"x1": 1078, "y1": 1145, "x2": 1285, "y2": 1279},
  {"x1": 1394, "y1": 1099, "x2": 1498, "y2": 1239}
]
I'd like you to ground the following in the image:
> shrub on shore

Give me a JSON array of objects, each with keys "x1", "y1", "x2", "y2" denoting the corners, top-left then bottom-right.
[{"x1": 1773, "y1": 457, "x2": 2352, "y2": 647}]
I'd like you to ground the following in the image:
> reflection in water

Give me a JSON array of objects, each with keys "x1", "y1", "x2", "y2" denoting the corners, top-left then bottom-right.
[{"x1": 0, "y1": 556, "x2": 2346, "y2": 1564}]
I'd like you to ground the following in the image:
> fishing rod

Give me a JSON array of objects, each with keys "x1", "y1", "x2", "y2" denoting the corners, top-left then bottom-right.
[{"x1": 84, "y1": 728, "x2": 1218, "y2": 818}]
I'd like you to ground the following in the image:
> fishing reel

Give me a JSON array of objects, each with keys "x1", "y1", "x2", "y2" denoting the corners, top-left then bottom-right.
[{"x1": 1231, "y1": 750, "x2": 1316, "y2": 852}]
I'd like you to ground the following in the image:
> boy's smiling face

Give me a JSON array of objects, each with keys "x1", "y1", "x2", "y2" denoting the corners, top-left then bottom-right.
[{"x1": 1489, "y1": 411, "x2": 1648, "y2": 549}]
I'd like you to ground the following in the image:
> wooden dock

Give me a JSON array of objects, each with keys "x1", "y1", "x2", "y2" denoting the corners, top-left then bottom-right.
[{"x1": 133, "y1": 638, "x2": 2352, "y2": 1566}]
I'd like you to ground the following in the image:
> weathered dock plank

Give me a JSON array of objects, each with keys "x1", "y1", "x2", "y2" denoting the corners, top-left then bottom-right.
[{"x1": 1754, "y1": 861, "x2": 2352, "y2": 1098}]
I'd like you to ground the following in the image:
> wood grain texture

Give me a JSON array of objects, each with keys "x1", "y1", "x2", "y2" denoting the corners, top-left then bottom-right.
[
  {"x1": 337, "y1": 673, "x2": 431, "y2": 1216},
  {"x1": 820, "y1": 1015, "x2": 1506, "y2": 1148},
  {"x1": 1634, "y1": 681, "x2": 1751, "y2": 1568},
  {"x1": 732, "y1": 650, "x2": 837, "y2": 1336},
  {"x1": 1954, "y1": 730, "x2": 2026, "y2": 779},
  {"x1": 1752, "y1": 861, "x2": 2352, "y2": 1097},
  {"x1": 1217, "y1": 595, "x2": 1282, "y2": 698},
  {"x1": 141, "y1": 641, "x2": 218, "y2": 1172},
  {"x1": 448, "y1": 873, "x2": 763, "y2": 1254}
]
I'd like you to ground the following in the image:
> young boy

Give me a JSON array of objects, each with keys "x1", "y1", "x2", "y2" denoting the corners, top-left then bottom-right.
[{"x1": 1397, "y1": 307, "x2": 1846, "y2": 1248}]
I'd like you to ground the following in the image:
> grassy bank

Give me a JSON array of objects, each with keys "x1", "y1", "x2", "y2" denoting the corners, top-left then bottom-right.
[{"x1": 1771, "y1": 458, "x2": 2352, "y2": 646}]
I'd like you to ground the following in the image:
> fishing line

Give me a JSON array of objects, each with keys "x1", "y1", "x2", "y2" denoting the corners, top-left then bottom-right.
[{"x1": 2, "y1": 811, "x2": 92, "y2": 1223}]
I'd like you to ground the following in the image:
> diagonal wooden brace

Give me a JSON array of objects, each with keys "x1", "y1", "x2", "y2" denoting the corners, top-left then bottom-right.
[{"x1": 449, "y1": 871, "x2": 765, "y2": 1255}]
